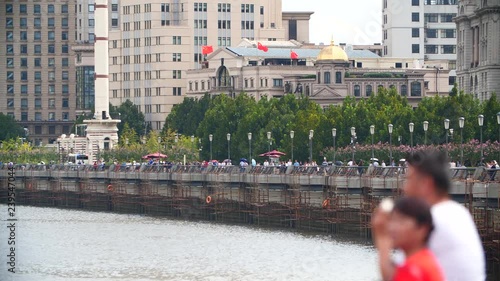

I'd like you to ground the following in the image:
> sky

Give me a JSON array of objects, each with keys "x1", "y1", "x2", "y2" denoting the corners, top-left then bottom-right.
[{"x1": 282, "y1": 0, "x2": 382, "y2": 45}]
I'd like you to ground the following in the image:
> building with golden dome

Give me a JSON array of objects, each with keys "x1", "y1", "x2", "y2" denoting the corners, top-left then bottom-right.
[{"x1": 186, "y1": 40, "x2": 452, "y2": 107}]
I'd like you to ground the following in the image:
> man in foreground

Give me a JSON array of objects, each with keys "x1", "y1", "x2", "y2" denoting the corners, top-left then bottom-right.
[{"x1": 374, "y1": 149, "x2": 485, "y2": 280}]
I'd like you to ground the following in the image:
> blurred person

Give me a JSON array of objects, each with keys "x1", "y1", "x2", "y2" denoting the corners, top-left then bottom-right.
[
  {"x1": 372, "y1": 197, "x2": 444, "y2": 281},
  {"x1": 404, "y1": 149, "x2": 485, "y2": 281}
]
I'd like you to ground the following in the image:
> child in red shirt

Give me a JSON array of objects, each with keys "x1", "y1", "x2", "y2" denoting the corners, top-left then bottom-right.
[{"x1": 372, "y1": 197, "x2": 444, "y2": 281}]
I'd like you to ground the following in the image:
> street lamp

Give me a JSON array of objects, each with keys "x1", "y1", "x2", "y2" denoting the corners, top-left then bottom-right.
[
  {"x1": 267, "y1": 131, "x2": 272, "y2": 153},
  {"x1": 478, "y1": 114, "x2": 484, "y2": 162},
  {"x1": 370, "y1": 125, "x2": 375, "y2": 160},
  {"x1": 332, "y1": 128, "x2": 337, "y2": 163},
  {"x1": 444, "y1": 119, "x2": 450, "y2": 158},
  {"x1": 423, "y1": 121, "x2": 429, "y2": 145},
  {"x1": 248, "y1": 132, "x2": 252, "y2": 160},
  {"x1": 227, "y1": 133, "x2": 231, "y2": 160},
  {"x1": 125, "y1": 138, "x2": 129, "y2": 162},
  {"x1": 497, "y1": 112, "x2": 500, "y2": 161},
  {"x1": 351, "y1": 127, "x2": 356, "y2": 163},
  {"x1": 459, "y1": 117, "x2": 465, "y2": 165},
  {"x1": 409, "y1": 122, "x2": 414, "y2": 148},
  {"x1": 209, "y1": 134, "x2": 213, "y2": 160},
  {"x1": 388, "y1": 124, "x2": 393, "y2": 165},
  {"x1": 57, "y1": 141, "x2": 61, "y2": 164},
  {"x1": 290, "y1": 130, "x2": 295, "y2": 161},
  {"x1": 309, "y1": 130, "x2": 314, "y2": 163}
]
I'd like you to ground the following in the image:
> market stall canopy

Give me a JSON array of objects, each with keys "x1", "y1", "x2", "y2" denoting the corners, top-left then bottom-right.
[{"x1": 142, "y1": 152, "x2": 168, "y2": 159}]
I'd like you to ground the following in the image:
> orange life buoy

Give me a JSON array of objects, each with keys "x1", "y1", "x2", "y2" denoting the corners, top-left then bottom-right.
[
  {"x1": 206, "y1": 195, "x2": 212, "y2": 204},
  {"x1": 107, "y1": 184, "x2": 113, "y2": 192},
  {"x1": 322, "y1": 199, "x2": 330, "y2": 209}
]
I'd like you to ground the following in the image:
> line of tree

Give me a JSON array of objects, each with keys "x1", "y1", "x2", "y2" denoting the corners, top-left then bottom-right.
[{"x1": 164, "y1": 88, "x2": 500, "y2": 163}]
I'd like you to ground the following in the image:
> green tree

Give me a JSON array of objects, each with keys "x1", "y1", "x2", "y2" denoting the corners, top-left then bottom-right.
[
  {"x1": 0, "y1": 113, "x2": 24, "y2": 141},
  {"x1": 110, "y1": 100, "x2": 147, "y2": 137}
]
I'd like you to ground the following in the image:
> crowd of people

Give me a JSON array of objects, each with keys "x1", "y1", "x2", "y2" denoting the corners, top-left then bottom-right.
[{"x1": 372, "y1": 149, "x2": 485, "y2": 281}]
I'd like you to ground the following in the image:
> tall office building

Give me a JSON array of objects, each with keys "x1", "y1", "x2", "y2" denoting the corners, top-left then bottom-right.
[
  {"x1": 0, "y1": 1, "x2": 77, "y2": 145},
  {"x1": 107, "y1": 0, "x2": 295, "y2": 131},
  {"x1": 382, "y1": 0, "x2": 458, "y2": 68},
  {"x1": 455, "y1": 0, "x2": 500, "y2": 101}
]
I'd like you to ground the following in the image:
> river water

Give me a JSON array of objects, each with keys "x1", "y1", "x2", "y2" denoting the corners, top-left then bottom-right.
[{"x1": 0, "y1": 206, "x2": 378, "y2": 281}]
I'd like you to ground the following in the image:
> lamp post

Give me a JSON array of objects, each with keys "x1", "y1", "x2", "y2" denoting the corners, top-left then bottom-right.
[
  {"x1": 57, "y1": 141, "x2": 61, "y2": 164},
  {"x1": 388, "y1": 124, "x2": 393, "y2": 165},
  {"x1": 409, "y1": 122, "x2": 414, "y2": 148},
  {"x1": 267, "y1": 131, "x2": 272, "y2": 153},
  {"x1": 449, "y1": 129, "x2": 454, "y2": 144},
  {"x1": 157, "y1": 136, "x2": 161, "y2": 153},
  {"x1": 290, "y1": 130, "x2": 294, "y2": 161},
  {"x1": 248, "y1": 133, "x2": 252, "y2": 160},
  {"x1": 444, "y1": 119, "x2": 450, "y2": 158},
  {"x1": 332, "y1": 128, "x2": 337, "y2": 163},
  {"x1": 227, "y1": 133, "x2": 231, "y2": 160},
  {"x1": 459, "y1": 117, "x2": 465, "y2": 165},
  {"x1": 191, "y1": 135, "x2": 195, "y2": 161},
  {"x1": 125, "y1": 138, "x2": 129, "y2": 162},
  {"x1": 198, "y1": 139, "x2": 202, "y2": 160},
  {"x1": 209, "y1": 134, "x2": 213, "y2": 160},
  {"x1": 309, "y1": 130, "x2": 314, "y2": 163},
  {"x1": 423, "y1": 121, "x2": 429, "y2": 145},
  {"x1": 497, "y1": 112, "x2": 500, "y2": 162},
  {"x1": 478, "y1": 114, "x2": 484, "y2": 162},
  {"x1": 370, "y1": 125, "x2": 375, "y2": 160},
  {"x1": 351, "y1": 127, "x2": 356, "y2": 163}
]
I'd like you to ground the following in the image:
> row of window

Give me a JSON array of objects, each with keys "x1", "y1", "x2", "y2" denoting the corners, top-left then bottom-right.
[
  {"x1": 189, "y1": 80, "x2": 211, "y2": 92},
  {"x1": 7, "y1": 57, "x2": 69, "y2": 68},
  {"x1": 6, "y1": 30, "x2": 69, "y2": 42},
  {"x1": 6, "y1": 98, "x2": 69, "y2": 109},
  {"x1": 6, "y1": 17, "x2": 69, "y2": 28},
  {"x1": 6, "y1": 84, "x2": 70, "y2": 96},
  {"x1": 114, "y1": 53, "x2": 184, "y2": 64},
  {"x1": 5, "y1": 111, "x2": 70, "y2": 122},
  {"x1": 113, "y1": 87, "x2": 182, "y2": 98},
  {"x1": 113, "y1": 70, "x2": 182, "y2": 81},
  {"x1": 6, "y1": 71, "x2": 70, "y2": 82},
  {"x1": 413, "y1": 0, "x2": 458, "y2": 5},
  {"x1": 5, "y1": 4, "x2": 68, "y2": 14},
  {"x1": 78, "y1": 3, "x2": 118, "y2": 13},
  {"x1": 411, "y1": 28, "x2": 456, "y2": 38},
  {"x1": 352, "y1": 83, "x2": 422, "y2": 97},
  {"x1": 6, "y1": 44, "x2": 69, "y2": 55},
  {"x1": 412, "y1": 44, "x2": 456, "y2": 54},
  {"x1": 411, "y1": 13, "x2": 457, "y2": 23},
  {"x1": 317, "y1": 72, "x2": 343, "y2": 84}
]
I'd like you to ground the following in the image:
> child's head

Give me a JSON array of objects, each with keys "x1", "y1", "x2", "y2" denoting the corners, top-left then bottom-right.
[{"x1": 389, "y1": 197, "x2": 434, "y2": 252}]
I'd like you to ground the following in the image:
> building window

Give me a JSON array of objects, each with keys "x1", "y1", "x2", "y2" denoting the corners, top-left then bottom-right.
[
  {"x1": 112, "y1": 4, "x2": 118, "y2": 11},
  {"x1": 49, "y1": 85, "x2": 55, "y2": 95},
  {"x1": 172, "y1": 70, "x2": 181, "y2": 79},
  {"x1": 173, "y1": 36, "x2": 181, "y2": 45},
  {"x1": 273, "y1": 79, "x2": 283, "y2": 87},
  {"x1": 6, "y1": 31, "x2": 13, "y2": 41},
  {"x1": 412, "y1": 0, "x2": 419, "y2": 6},
  {"x1": 21, "y1": 98, "x2": 28, "y2": 109},
  {"x1": 35, "y1": 113, "x2": 42, "y2": 121},
  {"x1": 48, "y1": 4, "x2": 55, "y2": 13},
  {"x1": 424, "y1": 13, "x2": 438, "y2": 23},
  {"x1": 34, "y1": 5, "x2": 41, "y2": 14},
  {"x1": 172, "y1": 53, "x2": 182, "y2": 62},
  {"x1": 7, "y1": 84, "x2": 14, "y2": 95},
  {"x1": 21, "y1": 44, "x2": 28, "y2": 54},
  {"x1": 62, "y1": 112, "x2": 69, "y2": 121},
  {"x1": 6, "y1": 58, "x2": 14, "y2": 68},
  {"x1": 61, "y1": 5, "x2": 68, "y2": 13},
  {"x1": 48, "y1": 18, "x2": 55, "y2": 27},
  {"x1": 173, "y1": 87, "x2": 182, "y2": 96},
  {"x1": 412, "y1": 44, "x2": 420, "y2": 54},
  {"x1": 7, "y1": 71, "x2": 14, "y2": 80},
  {"x1": 324, "y1": 72, "x2": 331, "y2": 84},
  {"x1": 6, "y1": 18, "x2": 13, "y2": 28},
  {"x1": 62, "y1": 71, "x2": 69, "y2": 80},
  {"x1": 62, "y1": 84, "x2": 69, "y2": 95},
  {"x1": 48, "y1": 112, "x2": 55, "y2": 121},
  {"x1": 354, "y1": 85, "x2": 361, "y2": 96},
  {"x1": 425, "y1": 45, "x2": 438, "y2": 54},
  {"x1": 426, "y1": 29, "x2": 438, "y2": 38},
  {"x1": 412, "y1": 13, "x2": 420, "y2": 22},
  {"x1": 411, "y1": 82, "x2": 421, "y2": 96},
  {"x1": 441, "y1": 45, "x2": 456, "y2": 54},
  {"x1": 7, "y1": 99, "x2": 14, "y2": 108},
  {"x1": 62, "y1": 44, "x2": 69, "y2": 53},
  {"x1": 401, "y1": 85, "x2": 408, "y2": 96},
  {"x1": 336, "y1": 72, "x2": 342, "y2": 84},
  {"x1": 34, "y1": 45, "x2": 42, "y2": 54},
  {"x1": 48, "y1": 98, "x2": 55, "y2": 108},
  {"x1": 34, "y1": 31, "x2": 41, "y2": 41},
  {"x1": 440, "y1": 14, "x2": 456, "y2": 23},
  {"x1": 21, "y1": 112, "x2": 28, "y2": 121},
  {"x1": 441, "y1": 29, "x2": 456, "y2": 38},
  {"x1": 366, "y1": 85, "x2": 373, "y2": 96},
  {"x1": 35, "y1": 71, "x2": 42, "y2": 81},
  {"x1": 412, "y1": 28, "x2": 420, "y2": 38},
  {"x1": 6, "y1": 4, "x2": 13, "y2": 14},
  {"x1": 62, "y1": 18, "x2": 68, "y2": 27},
  {"x1": 21, "y1": 71, "x2": 28, "y2": 81}
]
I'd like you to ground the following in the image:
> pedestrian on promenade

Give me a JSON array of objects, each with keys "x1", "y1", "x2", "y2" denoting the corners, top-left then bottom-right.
[
  {"x1": 372, "y1": 197, "x2": 444, "y2": 281},
  {"x1": 397, "y1": 149, "x2": 484, "y2": 280}
]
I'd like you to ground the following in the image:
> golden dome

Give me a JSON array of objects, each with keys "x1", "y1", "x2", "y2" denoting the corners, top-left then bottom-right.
[{"x1": 316, "y1": 40, "x2": 348, "y2": 61}]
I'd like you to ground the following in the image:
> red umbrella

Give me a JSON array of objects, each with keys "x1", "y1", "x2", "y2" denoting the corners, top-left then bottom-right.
[
  {"x1": 142, "y1": 152, "x2": 168, "y2": 159},
  {"x1": 259, "y1": 150, "x2": 286, "y2": 157}
]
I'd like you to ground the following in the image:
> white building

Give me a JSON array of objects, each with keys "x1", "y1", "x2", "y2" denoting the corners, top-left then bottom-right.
[
  {"x1": 382, "y1": 0, "x2": 458, "y2": 71},
  {"x1": 455, "y1": 0, "x2": 500, "y2": 101}
]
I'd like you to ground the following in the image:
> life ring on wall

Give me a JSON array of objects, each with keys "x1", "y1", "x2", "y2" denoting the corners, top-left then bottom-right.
[
  {"x1": 206, "y1": 195, "x2": 212, "y2": 204},
  {"x1": 322, "y1": 199, "x2": 330, "y2": 209},
  {"x1": 107, "y1": 184, "x2": 113, "y2": 192}
]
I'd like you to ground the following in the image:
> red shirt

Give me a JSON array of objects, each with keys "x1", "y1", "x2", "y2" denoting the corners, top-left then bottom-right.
[{"x1": 393, "y1": 249, "x2": 444, "y2": 281}]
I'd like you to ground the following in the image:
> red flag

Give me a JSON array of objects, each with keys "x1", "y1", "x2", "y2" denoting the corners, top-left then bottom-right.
[
  {"x1": 202, "y1": 45, "x2": 213, "y2": 55},
  {"x1": 257, "y1": 42, "x2": 268, "y2": 52},
  {"x1": 290, "y1": 50, "x2": 298, "y2": 59}
]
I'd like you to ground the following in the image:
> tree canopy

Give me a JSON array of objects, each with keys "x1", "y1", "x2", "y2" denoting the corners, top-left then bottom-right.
[
  {"x1": 0, "y1": 113, "x2": 25, "y2": 141},
  {"x1": 110, "y1": 100, "x2": 147, "y2": 137}
]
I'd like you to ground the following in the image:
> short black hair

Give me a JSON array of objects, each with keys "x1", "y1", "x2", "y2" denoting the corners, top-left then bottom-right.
[
  {"x1": 393, "y1": 197, "x2": 434, "y2": 243},
  {"x1": 406, "y1": 149, "x2": 451, "y2": 194}
]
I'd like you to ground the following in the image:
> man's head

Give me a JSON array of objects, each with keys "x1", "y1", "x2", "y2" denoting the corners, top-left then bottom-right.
[
  {"x1": 389, "y1": 197, "x2": 434, "y2": 252},
  {"x1": 404, "y1": 149, "x2": 451, "y2": 204}
]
